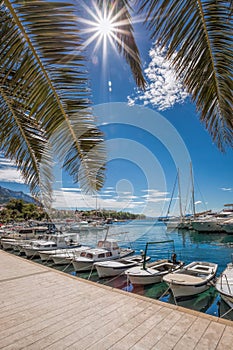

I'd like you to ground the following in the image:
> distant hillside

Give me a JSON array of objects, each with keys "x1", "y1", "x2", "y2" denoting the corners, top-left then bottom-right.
[{"x1": 0, "y1": 186, "x2": 37, "y2": 205}]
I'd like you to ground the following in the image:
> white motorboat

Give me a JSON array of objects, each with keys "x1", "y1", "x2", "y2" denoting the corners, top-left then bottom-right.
[
  {"x1": 192, "y1": 205, "x2": 233, "y2": 233},
  {"x1": 72, "y1": 239, "x2": 134, "y2": 272},
  {"x1": 94, "y1": 255, "x2": 151, "y2": 278},
  {"x1": 38, "y1": 245, "x2": 86, "y2": 262},
  {"x1": 0, "y1": 226, "x2": 50, "y2": 250},
  {"x1": 163, "y1": 261, "x2": 218, "y2": 298},
  {"x1": 125, "y1": 257, "x2": 184, "y2": 285},
  {"x1": 1, "y1": 238, "x2": 19, "y2": 250},
  {"x1": 221, "y1": 218, "x2": 233, "y2": 234},
  {"x1": 50, "y1": 246, "x2": 91, "y2": 265},
  {"x1": 22, "y1": 233, "x2": 80, "y2": 258},
  {"x1": 215, "y1": 262, "x2": 233, "y2": 308}
]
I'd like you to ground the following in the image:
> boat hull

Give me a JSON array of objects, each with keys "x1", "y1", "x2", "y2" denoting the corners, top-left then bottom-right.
[
  {"x1": 94, "y1": 255, "x2": 148, "y2": 278},
  {"x1": 51, "y1": 255, "x2": 72, "y2": 265},
  {"x1": 95, "y1": 264, "x2": 135, "y2": 278},
  {"x1": 166, "y1": 282, "x2": 211, "y2": 298},
  {"x1": 125, "y1": 260, "x2": 184, "y2": 286},
  {"x1": 215, "y1": 262, "x2": 233, "y2": 308},
  {"x1": 163, "y1": 261, "x2": 218, "y2": 298},
  {"x1": 125, "y1": 267, "x2": 163, "y2": 285},
  {"x1": 192, "y1": 221, "x2": 224, "y2": 232},
  {"x1": 72, "y1": 260, "x2": 95, "y2": 272}
]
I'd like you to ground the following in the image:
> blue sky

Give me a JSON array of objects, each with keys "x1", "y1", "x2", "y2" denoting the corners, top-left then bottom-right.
[{"x1": 0, "y1": 1, "x2": 232, "y2": 217}]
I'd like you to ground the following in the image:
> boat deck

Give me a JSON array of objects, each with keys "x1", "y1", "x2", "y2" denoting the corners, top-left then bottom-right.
[{"x1": 0, "y1": 250, "x2": 233, "y2": 349}]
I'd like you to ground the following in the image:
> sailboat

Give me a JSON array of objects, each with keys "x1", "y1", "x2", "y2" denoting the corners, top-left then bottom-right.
[
  {"x1": 166, "y1": 163, "x2": 203, "y2": 231},
  {"x1": 165, "y1": 168, "x2": 184, "y2": 231}
]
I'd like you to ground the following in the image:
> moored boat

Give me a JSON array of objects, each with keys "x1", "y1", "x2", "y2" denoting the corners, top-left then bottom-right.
[
  {"x1": 50, "y1": 246, "x2": 91, "y2": 265},
  {"x1": 94, "y1": 255, "x2": 151, "y2": 278},
  {"x1": 215, "y1": 262, "x2": 233, "y2": 308},
  {"x1": 72, "y1": 239, "x2": 134, "y2": 272},
  {"x1": 38, "y1": 245, "x2": 85, "y2": 262},
  {"x1": 163, "y1": 261, "x2": 218, "y2": 298},
  {"x1": 125, "y1": 257, "x2": 183, "y2": 285},
  {"x1": 21, "y1": 232, "x2": 80, "y2": 258},
  {"x1": 125, "y1": 239, "x2": 183, "y2": 285}
]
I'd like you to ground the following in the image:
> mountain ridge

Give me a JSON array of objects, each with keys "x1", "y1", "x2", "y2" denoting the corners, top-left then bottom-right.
[{"x1": 0, "y1": 185, "x2": 37, "y2": 204}]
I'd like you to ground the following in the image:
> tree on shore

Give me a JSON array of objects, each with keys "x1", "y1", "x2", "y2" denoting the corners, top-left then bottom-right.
[{"x1": 0, "y1": 199, "x2": 48, "y2": 223}]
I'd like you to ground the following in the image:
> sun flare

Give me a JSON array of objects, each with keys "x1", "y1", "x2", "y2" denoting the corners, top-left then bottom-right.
[
  {"x1": 79, "y1": 1, "x2": 128, "y2": 60},
  {"x1": 95, "y1": 15, "x2": 114, "y2": 38}
]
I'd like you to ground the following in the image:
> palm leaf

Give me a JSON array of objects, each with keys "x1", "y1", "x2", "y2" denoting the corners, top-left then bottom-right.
[
  {"x1": 1, "y1": 0, "x2": 106, "y2": 202},
  {"x1": 97, "y1": 0, "x2": 146, "y2": 89},
  {"x1": 0, "y1": 7, "x2": 53, "y2": 204},
  {"x1": 139, "y1": 0, "x2": 233, "y2": 150}
]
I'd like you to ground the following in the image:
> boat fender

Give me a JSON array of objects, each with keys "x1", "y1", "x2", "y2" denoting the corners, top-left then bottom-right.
[{"x1": 171, "y1": 253, "x2": 177, "y2": 264}]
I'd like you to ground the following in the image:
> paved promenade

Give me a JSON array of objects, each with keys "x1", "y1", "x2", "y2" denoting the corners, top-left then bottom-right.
[{"x1": 0, "y1": 250, "x2": 233, "y2": 349}]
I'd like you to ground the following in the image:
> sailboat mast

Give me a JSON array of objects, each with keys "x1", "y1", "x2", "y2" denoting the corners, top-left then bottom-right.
[
  {"x1": 166, "y1": 172, "x2": 178, "y2": 218},
  {"x1": 190, "y1": 163, "x2": 196, "y2": 218},
  {"x1": 177, "y1": 168, "x2": 183, "y2": 220}
]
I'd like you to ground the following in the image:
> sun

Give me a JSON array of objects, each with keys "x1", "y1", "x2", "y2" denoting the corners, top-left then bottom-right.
[
  {"x1": 79, "y1": 1, "x2": 128, "y2": 60},
  {"x1": 95, "y1": 13, "x2": 115, "y2": 38}
]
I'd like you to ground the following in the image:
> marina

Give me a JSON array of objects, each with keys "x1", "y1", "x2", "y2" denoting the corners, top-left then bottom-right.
[{"x1": 1, "y1": 220, "x2": 233, "y2": 321}]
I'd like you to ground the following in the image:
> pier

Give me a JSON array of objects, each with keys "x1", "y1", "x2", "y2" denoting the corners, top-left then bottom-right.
[{"x1": 0, "y1": 250, "x2": 233, "y2": 349}]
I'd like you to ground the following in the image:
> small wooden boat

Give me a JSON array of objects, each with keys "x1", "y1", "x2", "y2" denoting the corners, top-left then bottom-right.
[
  {"x1": 215, "y1": 262, "x2": 233, "y2": 308},
  {"x1": 125, "y1": 240, "x2": 183, "y2": 285},
  {"x1": 94, "y1": 255, "x2": 151, "y2": 278},
  {"x1": 163, "y1": 261, "x2": 218, "y2": 298},
  {"x1": 125, "y1": 258, "x2": 183, "y2": 285}
]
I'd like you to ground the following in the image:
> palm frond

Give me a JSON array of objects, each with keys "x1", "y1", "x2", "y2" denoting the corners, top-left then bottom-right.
[
  {"x1": 1, "y1": 0, "x2": 106, "y2": 200},
  {"x1": 139, "y1": 0, "x2": 233, "y2": 150},
  {"x1": 97, "y1": 0, "x2": 146, "y2": 89},
  {"x1": 0, "y1": 7, "x2": 53, "y2": 204}
]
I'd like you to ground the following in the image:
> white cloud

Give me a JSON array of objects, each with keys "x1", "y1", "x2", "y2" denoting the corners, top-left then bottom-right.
[
  {"x1": 195, "y1": 200, "x2": 202, "y2": 205},
  {"x1": 102, "y1": 189, "x2": 115, "y2": 194},
  {"x1": 61, "y1": 188, "x2": 81, "y2": 192},
  {"x1": 220, "y1": 187, "x2": 232, "y2": 191},
  {"x1": 128, "y1": 43, "x2": 188, "y2": 110},
  {"x1": 0, "y1": 167, "x2": 24, "y2": 184},
  {"x1": 141, "y1": 189, "x2": 169, "y2": 198}
]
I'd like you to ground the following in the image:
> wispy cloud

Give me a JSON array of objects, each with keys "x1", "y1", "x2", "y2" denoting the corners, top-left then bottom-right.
[
  {"x1": 0, "y1": 155, "x2": 24, "y2": 184},
  {"x1": 220, "y1": 187, "x2": 232, "y2": 191},
  {"x1": 61, "y1": 188, "x2": 81, "y2": 192},
  {"x1": 128, "y1": 43, "x2": 188, "y2": 110},
  {"x1": 0, "y1": 168, "x2": 24, "y2": 184},
  {"x1": 141, "y1": 189, "x2": 169, "y2": 198}
]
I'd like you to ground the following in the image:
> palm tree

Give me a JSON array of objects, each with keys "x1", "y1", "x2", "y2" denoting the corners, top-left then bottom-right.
[{"x1": 1, "y1": 0, "x2": 145, "y2": 206}]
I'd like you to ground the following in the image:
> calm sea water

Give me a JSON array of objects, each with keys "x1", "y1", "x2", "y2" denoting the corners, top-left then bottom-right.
[{"x1": 18, "y1": 220, "x2": 233, "y2": 320}]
